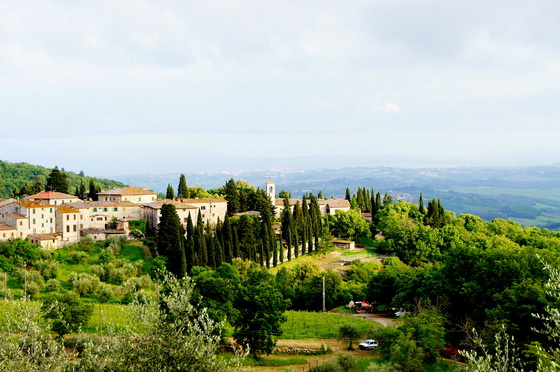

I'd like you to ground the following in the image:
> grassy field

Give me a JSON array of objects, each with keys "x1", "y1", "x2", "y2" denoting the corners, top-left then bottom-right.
[{"x1": 281, "y1": 310, "x2": 380, "y2": 339}]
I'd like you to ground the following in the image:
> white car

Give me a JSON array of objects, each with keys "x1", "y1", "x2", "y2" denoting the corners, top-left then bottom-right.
[{"x1": 358, "y1": 339, "x2": 378, "y2": 350}]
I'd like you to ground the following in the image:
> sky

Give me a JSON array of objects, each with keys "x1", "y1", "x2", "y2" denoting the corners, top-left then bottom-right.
[{"x1": 1, "y1": 0, "x2": 560, "y2": 177}]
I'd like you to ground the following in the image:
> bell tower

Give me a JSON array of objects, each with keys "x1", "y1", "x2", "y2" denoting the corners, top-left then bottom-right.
[{"x1": 265, "y1": 181, "x2": 276, "y2": 205}]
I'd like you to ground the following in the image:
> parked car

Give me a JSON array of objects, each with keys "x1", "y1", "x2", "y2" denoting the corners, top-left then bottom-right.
[{"x1": 358, "y1": 339, "x2": 378, "y2": 350}]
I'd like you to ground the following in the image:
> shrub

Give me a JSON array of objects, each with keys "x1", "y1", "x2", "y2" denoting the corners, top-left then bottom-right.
[
  {"x1": 70, "y1": 273, "x2": 100, "y2": 296},
  {"x1": 69, "y1": 251, "x2": 89, "y2": 265},
  {"x1": 26, "y1": 281, "x2": 42, "y2": 299},
  {"x1": 79, "y1": 236, "x2": 95, "y2": 252},
  {"x1": 98, "y1": 284, "x2": 114, "y2": 304},
  {"x1": 46, "y1": 278, "x2": 62, "y2": 292},
  {"x1": 34, "y1": 259, "x2": 59, "y2": 279},
  {"x1": 90, "y1": 265, "x2": 108, "y2": 281},
  {"x1": 98, "y1": 248, "x2": 115, "y2": 264},
  {"x1": 13, "y1": 268, "x2": 45, "y2": 290}
]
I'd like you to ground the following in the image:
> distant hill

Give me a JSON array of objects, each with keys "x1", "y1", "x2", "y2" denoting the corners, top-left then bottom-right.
[
  {"x1": 0, "y1": 160, "x2": 126, "y2": 198},
  {"x1": 113, "y1": 165, "x2": 560, "y2": 230}
]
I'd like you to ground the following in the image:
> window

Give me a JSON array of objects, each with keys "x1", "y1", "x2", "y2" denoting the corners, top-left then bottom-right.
[
  {"x1": 80, "y1": 224, "x2": 83, "y2": 228},
  {"x1": 97, "y1": 217, "x2": 103, "y2": 221},
  {"x1": 32, "y1": 219, "x2": 36, "y2": 224},
  {"x1": 73, "y1": 215, "x2": 76, "y2": 220},
  {"x1": 93, "y1": 208, "x2": 98, "y2": 212},
  {"x1": 50, "y1": 218, "x2": 52, "y2": 223},
  {"x1": 80, "y1": 215, "x2": 83, "y2": 220},
  {"x1": 66, "y1": 215, "x2": 70, "y2": 221},
  {"x1": 103, "y1": 208, "x2": 108, "y2": 212},
  {"x1": 201, "y1": 206, "x2": 206, "y2": 210},
  {"x1": 50, "y1": 208, "x2": 53, "y2": 213},
  {"x1": 19, "y1": 221, "x2": 22, "y2": 226},
  {"x1": 114, "y1": 208, "x2": 118, "y2": 211},
  {"x1": 33, "y1": 209, "x2": 36, "y2": 214},
  {"x1": 73, "y1": 225, "x2": 76, "y2": 232},
  {"x1": 67, "y1": 226, "x2": 70, "y2": 233}
]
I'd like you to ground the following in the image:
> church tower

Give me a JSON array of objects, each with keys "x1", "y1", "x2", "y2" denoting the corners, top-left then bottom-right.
[{"x1": 265, "y1": 181, "x2": 276, "y2": 205}]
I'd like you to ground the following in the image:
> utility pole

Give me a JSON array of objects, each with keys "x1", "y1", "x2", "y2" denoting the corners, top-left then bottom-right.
[
  {"x1": 322, "y1": 276, "x2": 326, "y2": 312},
  {"x1": 23, "y1": 261, "x2": 27, "y2": 301}
]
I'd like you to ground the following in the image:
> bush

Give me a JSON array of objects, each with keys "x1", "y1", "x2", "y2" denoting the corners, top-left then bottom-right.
[
  {"x1": 26, "y1": 281, "x2": 42, "y2": 299},
  {"x1": 98, "y1": 284, "x2": 114, "y2": 304},
  {"x1": 69, "y1": 251, "x2": 89, "y2": 265},
  {"x1": 33, "y1": 259, "x2": 59, "y2": 279},
  {"x1": 69, "y1": 272, "x2": 100, "y2": 296},
  {"x1": 90, "y1": 265, "x2": 108, "y2": 281},
  {"x1": 106, "y1": 260, "x2": 142, "y2": 284},
  {"x1": 13, "y1": 268, "x2": 45, "y2": 290},
  {"x1": 46, "y1": 278, "x2": 62, "y2": 292},
  {"x1": 99, "y1": 248, "x2": 115, "y2": 264},
  {"x1": 79, "y1": 236, "x2": 95, "y2": 252}
]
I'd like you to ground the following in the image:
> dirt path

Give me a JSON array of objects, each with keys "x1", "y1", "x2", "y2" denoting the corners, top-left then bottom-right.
[{"x1": 345, "y1": 312, "x2": 396, "y2": 327}]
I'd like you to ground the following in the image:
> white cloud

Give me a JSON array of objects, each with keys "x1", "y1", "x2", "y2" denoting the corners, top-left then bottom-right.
[{"x1": 373, "y1": 101, "x2": 402, "y2": 112}]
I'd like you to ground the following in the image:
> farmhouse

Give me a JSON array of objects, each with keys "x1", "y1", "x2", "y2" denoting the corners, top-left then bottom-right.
[{"x1": 265, "y1": 182, "x2": 351, "y2": 218}]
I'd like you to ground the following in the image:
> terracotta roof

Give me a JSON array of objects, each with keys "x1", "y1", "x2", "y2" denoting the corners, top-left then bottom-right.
[
  {"x1": 233, "y1": 211, "x2": 261, "y2": 217},
  {"x1": 275, "y1": 198, "x2": 350, "y2": 208},
  {"x1": 318, "y1": 199, "x2": 351, "y2": 208},
  {"x1": 28, "y1": 233, "x2": 61, "y2": 240},
  {"x1": 274, "y1": 198, "x2": 305, "y2": 206},
  {"x1": 143, "y1": 201, "x2": 198, "y2": 210},
  {"x1": 97, "y1": 187, "x2": 157, "y2": 196},
  {"x1": 0, "y1": 212, "x2": 27, "y2": 219},
  {"x1": 56, "y1": 205, "x2": 79, "y2": 213},
  {"x1": 64, "y1": 201, "x2": 142, "y2": 209},
  {"x1": 0, "y1": 223, "x2": 16, "y2": 231},
  {"x1": 0, "y1": 199, "x2": 15, "y2": 208},
  {"x1": 16, "y1": 200, "x2": 57, "y2": 209},
  {"x1": 173, "y1": 198, "x2": 227, "y2": 204},
  {"x1": 26, "y1": 191, "x2": 78, "y2": 200}
]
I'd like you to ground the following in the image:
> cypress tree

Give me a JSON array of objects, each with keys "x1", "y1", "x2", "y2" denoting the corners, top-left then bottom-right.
[
  {"x1": 419, "y1": 193, "x2": 426, "y2": 214},
  {"x1": 307, "y1": 222, "x2": 313, "y2": 254},
  {"x1": 232, "y1": 225, "x2": 240, "y2": 259},
  {"x1": 214, "y1": 236, "x2": 224, "y2": 265},
  {"x1": 293, "y1": 201, "x2": 302, "y2": 258},
  {"x1": 309, "y1": 194, "x2": 322, "y2": 247},
  {"x1": 345, "y1": 188, "x2": 351, "y2": 201},
  {"x1": 287, "y1": 226, "x2": 292, "y2": 261},
  {"x1": 185, "y1": 214, "x2": 195, "y2": 271},
  {"x1": 375, "y1": 192, "x2": 382, "y2": 210},
  {"x1": 357, "y1": 187, "x2": 365, "y2": 211},
  {"x1": 222, "y1": 215, "x2": 233, "y2": 263},
  {"x1": 272, "y1": 236, "x2": 278, "y2": 267},
  {"x1": 259, "y1": 238, "x2": 265, "y2": 267},
  {"x1": 166, "y1": 184, "x2": 175, "y2": 199},
  {"x1": 178, "y1": 174, "x2": 189, "y2": 199},
  {"x1": 206, "y1": 235, "x2": 216, "y2": 268},
  {"x1": 157, "y1": 204, "x2": 185, "y2": 276},
  {"x1": 223, "y1": 178, "x2": 241, "y2": 216}
]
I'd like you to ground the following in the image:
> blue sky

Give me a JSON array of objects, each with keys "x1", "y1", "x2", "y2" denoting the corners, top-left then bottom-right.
[{"x1": 1, "y1": 0, "x2": 559, "y2": 176}]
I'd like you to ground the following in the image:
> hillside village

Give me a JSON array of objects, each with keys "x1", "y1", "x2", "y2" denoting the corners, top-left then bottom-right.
[{"x1": 0, "y1": 182, "x2": 350, "y2": 249}]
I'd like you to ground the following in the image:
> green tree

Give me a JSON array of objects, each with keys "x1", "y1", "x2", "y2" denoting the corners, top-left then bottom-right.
[
  {"x1": 329, "y1": 209, "x2": 371, "y2": 239},
  {"x1": 41, "y1": 291, "x2": 93, "y2": 338},
  {"x1": 338, "y1": 324, "x2": 361, "y2": 350},
  {"x1": 166, "y1": 184, "x2": 175, "y2": 199},
  {"x1": 46, "y1": 167, "x2": 69, "y2": 193},
  {"x1": 418, "y1": 193, "x2": 426, "y2": 214},
  {"x1": 233, "y1": 266, "x2": 289, "y2": 358},
  {"x1": 178, "y1": 174, "x2": 189, "y2": 198},
  {"x1": 157, "y1": 203, "x2": 187, "y2": 277},
  {"x1": 73, "y1": 273, "x2": 241, "y2": 371}
]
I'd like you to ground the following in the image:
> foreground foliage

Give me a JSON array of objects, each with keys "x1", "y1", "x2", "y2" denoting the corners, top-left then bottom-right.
[{"x1": 0, "y1": 274, "x2": 242, "y2": 371}]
